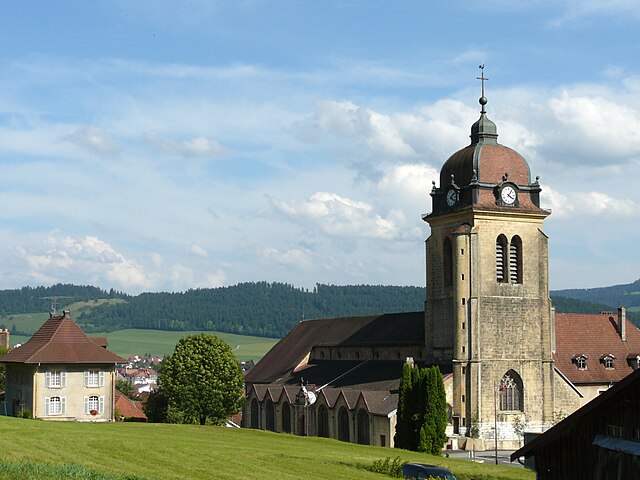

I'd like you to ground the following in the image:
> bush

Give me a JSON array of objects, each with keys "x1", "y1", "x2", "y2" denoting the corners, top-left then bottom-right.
[
  {"x1": 17, "y1": 407, "x2": 32, "y2": 419},
  {"x1": 367, "y1": 457, "x2": 404, "y2": 478}
]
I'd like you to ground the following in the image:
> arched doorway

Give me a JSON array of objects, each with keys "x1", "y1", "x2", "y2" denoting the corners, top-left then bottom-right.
[
  {"x1": 317, "y1": 404, "x2": 329, "y2": 437},
  {"x1": 281, "y1": 402, "x2": 291, "y2": 433},
  {"x1": 338, "y1": 407, "x2": 349, "y2": 442},
  {"x1": 265, "y1": 400, "x2": 275, "y2": 431},
  {"x1": 356, "y1": 409, "x2": 369, "y2": 445},
  {"x1": 250, "y1": 398, "x2": 259, "y2": 429}
]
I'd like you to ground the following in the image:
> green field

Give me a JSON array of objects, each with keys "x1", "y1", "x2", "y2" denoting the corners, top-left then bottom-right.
[
  {"x1": 6, "y1": 328, "x2": 277, "y2": 362},
  {"x1": 0, "y1": 416, "x2": 532, "y2": 480},
  {"x1": 100, "y1": 329, "x2": 278, "y2": 361}
]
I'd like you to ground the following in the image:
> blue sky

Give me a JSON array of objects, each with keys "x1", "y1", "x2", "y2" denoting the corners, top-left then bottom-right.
[{"x1": 0, "y1": 1, "x2": 639, "y2": 293}]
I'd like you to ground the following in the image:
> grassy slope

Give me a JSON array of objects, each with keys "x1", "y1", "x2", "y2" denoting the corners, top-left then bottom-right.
[
  {"x1": 2, "y1": 316, "x2": 278, "y2": 361},
  {"x1": 0, "y1": 417, "x2": 532, "y2": 480},
  {"x1": 102, "y1": 329, "x2": 278, "y2": 361}
]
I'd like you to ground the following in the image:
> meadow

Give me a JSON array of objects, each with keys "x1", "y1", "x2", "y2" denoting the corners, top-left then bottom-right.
[{"x1": 0, "y1": 416, "x2": 533, "y2": 480}]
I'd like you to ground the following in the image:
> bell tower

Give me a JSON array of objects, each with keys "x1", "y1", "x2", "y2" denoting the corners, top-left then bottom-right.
[{"x1": 423, "y1": 67, "x2": 554, "y2": 448}]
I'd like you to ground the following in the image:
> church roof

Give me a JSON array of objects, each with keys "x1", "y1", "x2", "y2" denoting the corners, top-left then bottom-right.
[
  {"x1": 244, "y1": 311, "x2": 424, "y2": 385},
  {"x1": 0, "y1": 314, "x2": 125, "y2": 364},
  {"x1": 554, "y1": 313, "x2": 640, "y2": 384}
]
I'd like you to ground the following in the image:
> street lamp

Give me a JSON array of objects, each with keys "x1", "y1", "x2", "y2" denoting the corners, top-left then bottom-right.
[{"x1": 493, "y1": 380, "x2": 507, "y2": 465}]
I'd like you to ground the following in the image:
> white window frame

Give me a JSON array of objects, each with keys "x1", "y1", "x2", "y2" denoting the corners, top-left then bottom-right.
[
  {"x1": 45, "y1": 396, "x2": 66, "y2": 416},
  {"x1": 45, "y1": 370, "x2": 66, "y2": 388},
  {"x1": 84, "y1": 369, "x2": 105, "y2": 387},
  {"x1": 84, "y1": 395, "x2": 105, "y2": 415}
]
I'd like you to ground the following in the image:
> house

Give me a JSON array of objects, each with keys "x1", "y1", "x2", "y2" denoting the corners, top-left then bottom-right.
[
  {"x1": 114, "y1": 389, "x2": 147, "y2": 422},
  {"x1": 244, "y1": 82, "x2": 640, "y2": 449},
  {"x1": 0, "y1": 311, "x2": 125, "y2": 421},
  {"x1": 511, "y1": 366, "x2": 640, "y2": 479}
]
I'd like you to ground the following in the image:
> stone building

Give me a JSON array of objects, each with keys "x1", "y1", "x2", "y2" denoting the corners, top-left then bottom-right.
[
  {"x1": 0, "y1": 311, "x2": 124, "y2": 421},
  {"x1": 244, "y1": 85, "x2": 640, "y2": 449}
]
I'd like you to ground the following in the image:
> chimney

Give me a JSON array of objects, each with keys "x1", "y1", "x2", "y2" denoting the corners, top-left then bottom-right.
[
  {"x1": 618, "y1": 307, "x2": 627, "y2": 341},
  {"x1": 0, "y1": 328, "x2": 9, "y2": 349}
]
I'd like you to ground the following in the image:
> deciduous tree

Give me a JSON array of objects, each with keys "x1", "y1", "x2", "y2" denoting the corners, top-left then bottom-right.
[{"x1": 159, "y1": 334, "x2": 243, "y2": 425}]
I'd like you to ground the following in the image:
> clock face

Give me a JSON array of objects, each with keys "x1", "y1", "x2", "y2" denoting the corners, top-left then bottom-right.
[
  {"x1": 501, "y1": 186, "x2": 517, "y2": 205},
  {"x1": 446, "y1": 189, "x2": 457, "y2": 207}
]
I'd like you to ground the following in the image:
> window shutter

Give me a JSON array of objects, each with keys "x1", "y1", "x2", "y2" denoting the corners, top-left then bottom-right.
[
  {"x1": 84, "y1": 370, "x2": 89, "y2": 387},
  {"x1": 84, "y1": 396, "x2": 89, "y2": 414},
  {"x1": 61, "y1": 397, "x2": 66, "y2": 415},
  {"x1": 61, "y1": 371, "x2": 67, "y2": 387},
  {"x1": 45, "y1": 397, "x2": 50, "y2": 415},
  {"x1": 45, "y1": 371, "x2": 50, "y2": 388},
  {"x1": 99, "y1": 370, "x2": 105, "y2": 387},
  {"x1": 99, "y1": 396, "x2": 105, "y2": 414}
]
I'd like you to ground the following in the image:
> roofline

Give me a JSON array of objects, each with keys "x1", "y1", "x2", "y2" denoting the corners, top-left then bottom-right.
[
  {"x1": 511, "y1": 367, "x2": 640, "y2": 462},
  {"x1": 553, "y1": 366, "x2": 584, "y2": 398}
]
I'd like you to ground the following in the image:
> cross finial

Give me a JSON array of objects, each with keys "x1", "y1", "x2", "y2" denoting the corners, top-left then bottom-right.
[{"x1": 477, "y1": 64, "x2": 489, "y2": 113}]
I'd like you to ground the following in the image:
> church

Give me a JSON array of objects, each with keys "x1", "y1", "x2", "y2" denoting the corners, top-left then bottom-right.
[{"x1": 243, "y1": 77, "x2": 640, "y2": 450}]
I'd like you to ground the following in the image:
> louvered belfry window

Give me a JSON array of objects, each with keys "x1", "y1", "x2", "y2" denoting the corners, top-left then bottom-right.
[
  {"x1": 509, "y1": 236, "x2": 523, "y2": 284},
  {"x1": 496, "y1": 236, "x2": 508, "y2": 282}
]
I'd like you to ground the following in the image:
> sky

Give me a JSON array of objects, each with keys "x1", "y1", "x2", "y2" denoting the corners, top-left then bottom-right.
[{"x1": 0, "y1": 1, "x2": 639, "y2": 294}]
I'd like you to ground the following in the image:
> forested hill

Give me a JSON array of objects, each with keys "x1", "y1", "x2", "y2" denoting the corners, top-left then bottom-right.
[
  {"x1": 1, "y1": 282, "x2": 637, "y2": 339},
  {"x1": 75, "y1": 283, "x2": 426, "y2": 337},
  {"x1": 0, "y1": 284, "x2": 128, "y2": 315},
  {"x1": 552, "y1": 279, "x2": 640, "y2": 310}
]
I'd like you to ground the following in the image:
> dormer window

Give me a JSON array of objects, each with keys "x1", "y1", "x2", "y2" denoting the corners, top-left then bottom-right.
[
  {"x1": 573, "y1": 354, "x2": 588, "y2": 370},
  {"x1": 601, "y1": 354, "x2": 615, "y2": 370}
]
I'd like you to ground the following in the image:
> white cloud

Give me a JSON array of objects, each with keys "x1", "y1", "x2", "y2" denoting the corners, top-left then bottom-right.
[
  {"x1": 17, "y1": 234, "x2": 152, "y2": 291},
  {"x1": 143, "y1": 131, "x2": 227, "y2": 159},
  {"x1": 65, "y1": 126, "x2": 119, "y2": 156},
  {"x1": 189, "y1": 244, "x2": 208, "y2": 257},
  {"x1": 261, "y1": 247, "x2": 312, "y2": 270},
  {"x1": 272, "y1": 192, "x2": 402, "y2": 240}
]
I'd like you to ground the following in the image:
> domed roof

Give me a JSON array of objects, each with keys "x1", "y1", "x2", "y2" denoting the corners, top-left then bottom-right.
[{"x1": 439, "y1": 107, "x2": 531, "y2": 188}]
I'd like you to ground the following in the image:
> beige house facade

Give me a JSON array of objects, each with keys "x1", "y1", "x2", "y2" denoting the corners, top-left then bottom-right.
[{"x1": 1, "y1": 312, "x2": 124, "y2": 421}]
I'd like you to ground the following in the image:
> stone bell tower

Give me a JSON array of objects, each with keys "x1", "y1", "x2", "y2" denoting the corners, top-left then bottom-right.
[{"x1": 423, "y1": 68, "x2": 555, "y2": 448}]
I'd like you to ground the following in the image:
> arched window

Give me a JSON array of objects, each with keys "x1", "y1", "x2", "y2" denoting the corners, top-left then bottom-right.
[
  {"x1": 265, "y1": 400, "x2": 275, "y2": 431},
  {"x1": 496, "y1": 235, "x2": 508, "y2": 283},
  {"x1": 602, "y1": 354, "x2": 615, "y2": 370},
  {"x1": 281, "y1": 402, "x2": 291, "y2": 433},
  {"x1": 338, "y1": 407, "x2": 350, "y2": 442},
  {"x1": 250, "y1": 398, "x2": 259, "y2": 429},
  {"x1": 317, "y1": 404, "x2": 329, "y2": 437},
  {"x1": 443, "y1": 237, "x2": 453, "y2": 286},
  {"x1": 357, "y1": 409, "x2": 369, "y2": 445},
  {"x1": 510, "y1": 236, "x2": 523, "y2": 284},
  {"x1": 499, "y1": 370, "x2": 523, "y2": 411}
]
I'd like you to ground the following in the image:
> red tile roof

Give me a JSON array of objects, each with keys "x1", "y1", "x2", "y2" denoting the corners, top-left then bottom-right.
[
  {"x1": 0, "y1": 315, "x2": 125, "y2": 364},
  {"x1": 554, "y1": 313, "x2": 640, "y2": 384},
  {"x1": 114, "y1": 390, "x2": 147, "y2": 420}
]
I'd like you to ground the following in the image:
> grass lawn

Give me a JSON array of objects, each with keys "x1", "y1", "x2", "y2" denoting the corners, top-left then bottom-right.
[{"x1": 0, "y1": 417, "x2": 533, "y2": 480}]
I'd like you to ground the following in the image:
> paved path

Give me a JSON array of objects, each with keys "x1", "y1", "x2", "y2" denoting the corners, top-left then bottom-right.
[{"x1": 444, "y1": 450, "x2": 524, "y2": 468}]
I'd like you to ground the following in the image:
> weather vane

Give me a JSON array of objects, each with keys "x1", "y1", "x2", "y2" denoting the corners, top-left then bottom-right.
[{"x1": 477, "y1": 64, "x2": 489, "y2": 113}]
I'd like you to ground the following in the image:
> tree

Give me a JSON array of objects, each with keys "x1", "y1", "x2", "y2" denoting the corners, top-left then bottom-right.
[
  {"x1": 159, "y1": 333, "x2": 243, "y2": 425},
  {"x1": 394, "y1": 365, "x2": 447, "y2": 454},
  {"x1": 116, "y1": 379, "x2": 139, "y2": 400}
]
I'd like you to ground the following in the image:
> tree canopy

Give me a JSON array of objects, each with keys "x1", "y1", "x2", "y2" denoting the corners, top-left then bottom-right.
[{"x1": 159, "y1": 334, "x2": 243, "y2": 425}]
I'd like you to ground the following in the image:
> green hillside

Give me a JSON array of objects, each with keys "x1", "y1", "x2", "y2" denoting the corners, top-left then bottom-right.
[{"x1": 0, "y1": 416, "x2": 532, "y2": 480}]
